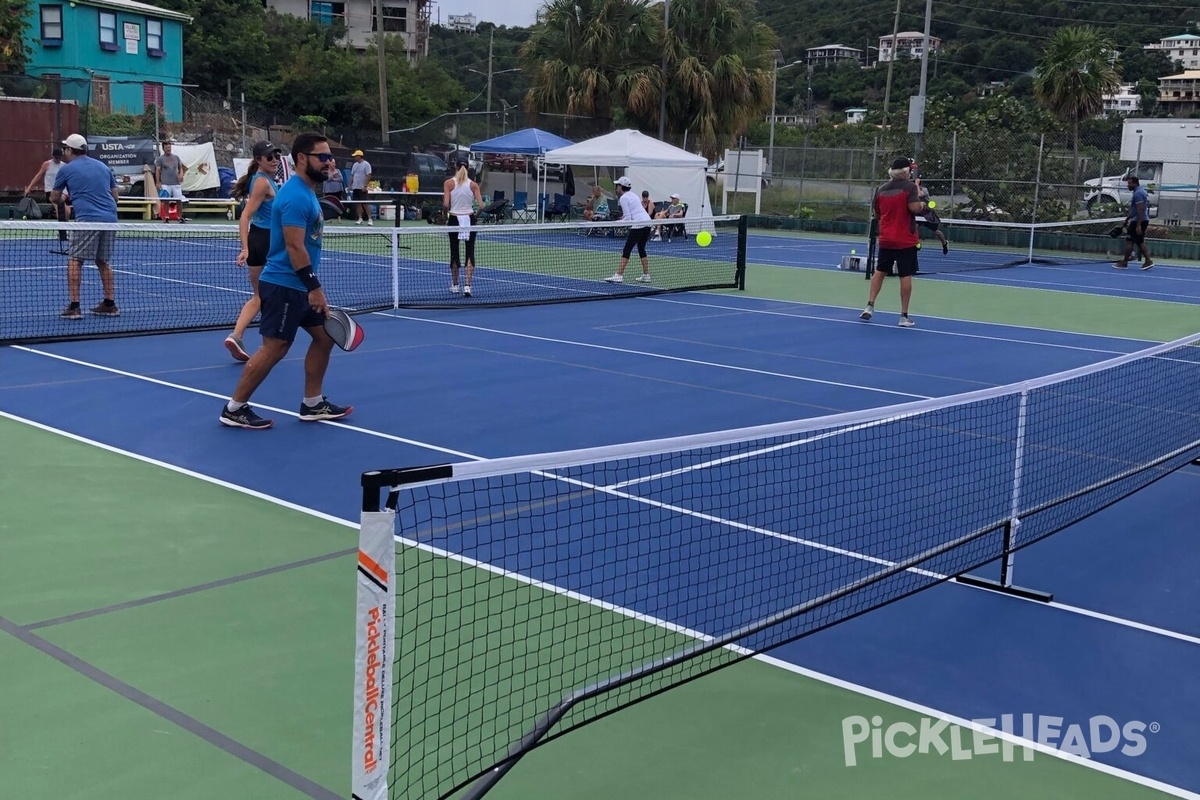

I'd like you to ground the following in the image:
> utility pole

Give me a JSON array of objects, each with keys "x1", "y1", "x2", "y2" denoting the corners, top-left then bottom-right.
[
  {"x1": 912, "y1": 0, "x2": 933, "y2": 156},
  {"x1": 376, "y1": 0, "x2": 389, "y2": 145},
  {"x1": 881, "y1": 0, "x2": 901, "y2": 130},
  {"x1": 486, "y1": 30, "x2": 494, "y2": 138},
  {"x1": 658, "y1": 0, "x2": 670, "y2": 140}
]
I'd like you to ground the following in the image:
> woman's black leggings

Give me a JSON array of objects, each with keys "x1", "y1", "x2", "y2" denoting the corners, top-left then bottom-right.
[
  {"x1": 622, "y1": 226, "x2": 652, "y2": 259},
  {"x1": 447, "y1": 214, "x2": 477, "y2": 266}
]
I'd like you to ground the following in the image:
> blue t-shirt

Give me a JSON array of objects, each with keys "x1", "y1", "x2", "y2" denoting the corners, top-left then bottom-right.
[
  {"x1": 1129, "y1": 185, "x2": 1149, "y2": 222},
  {"x1": 260, "y1": 176, "x2": 322, "y2": 292},
  {"x1": 53, "y1": 156, "x2": 118, "y2": 222},
  {"x1": 249, "y1": 172, "x2": 276, "y2": 231}
]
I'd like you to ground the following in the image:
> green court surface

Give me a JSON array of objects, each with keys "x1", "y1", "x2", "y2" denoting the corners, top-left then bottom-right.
[{"x1": 1, "y1": 255, "x2": 1191, "y2": 800}]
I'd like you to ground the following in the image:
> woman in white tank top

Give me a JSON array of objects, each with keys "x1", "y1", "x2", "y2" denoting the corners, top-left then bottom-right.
[{"x1": 443, "y1": 157, "x2": 484, "y2": 297}]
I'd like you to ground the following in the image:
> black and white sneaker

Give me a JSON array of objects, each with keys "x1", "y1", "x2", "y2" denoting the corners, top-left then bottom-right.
[
  {"x1": 299, "y1": 397, "x2": 353, "y2": 422},
  {"x1": 219, "y1": 404, "x2": 274, "y2": 429}
]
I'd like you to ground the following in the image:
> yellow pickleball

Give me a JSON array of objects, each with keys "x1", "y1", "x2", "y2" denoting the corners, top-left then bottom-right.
[
  {"x1": 927, "y1": 200, "x2": 937, "y2": 209},
  {"x1": 696, "y1": 230, "x2": 712, "y2": 247}
]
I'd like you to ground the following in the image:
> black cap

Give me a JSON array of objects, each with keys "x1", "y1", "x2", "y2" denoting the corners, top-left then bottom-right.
[
  {"x1": 252, "y1": 140, "x2": 280, "y2": 158},
  {"x1": 891, "y1": 157, "x2": 912, "y2": 170},
  {"x1": 454, "y1": 153, "x2": 471, "y2": 167}
]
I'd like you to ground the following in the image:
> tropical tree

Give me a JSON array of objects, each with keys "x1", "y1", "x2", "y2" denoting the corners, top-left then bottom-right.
[
  {"x1": 0, "y1": 0, "x2": 31, "y2": 75},
  {"x1": 647, "y1": 0, "x2": 778, "y2": 158},
  {"x1": 519, "y1": 0, "x2": 661, "y2": 122},
  {"x1": 1033, "y1": 25, "x2": 1121, "y2": 207}
]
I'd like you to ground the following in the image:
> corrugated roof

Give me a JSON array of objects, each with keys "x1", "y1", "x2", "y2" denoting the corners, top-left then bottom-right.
[{"x1": 73, "y1": 0, "x2": 193, "y2": 23}]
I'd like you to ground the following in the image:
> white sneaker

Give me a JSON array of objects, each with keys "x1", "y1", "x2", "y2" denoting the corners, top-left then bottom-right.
[
  {"x1": 355, "y1": 219, "x2": 363, "y2": 225},
  {"x1": 859, "y1": 306, "x2": 873, "y2": 321},
  {"x1": 605, "y1": 274, "x2": 624, "y2": 283},
  {"x1": 463, "y1": 285, "x2": 472, "y2": 297},
  {"x1": 898, "y1": 316, "x2": 916, "y2": 328},
  {"x1": 450, "y1": 284, "x2": 460, "y2": 293},
  {"x1": 635, "y1": 274, "x2": 652, "y2": 283},
  {"x1": 366, "y1": 219, "x2": 374, "y2": 226}
]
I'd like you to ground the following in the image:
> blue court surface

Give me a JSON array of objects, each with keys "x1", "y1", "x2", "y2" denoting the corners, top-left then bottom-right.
[{"x1": 3, "y1": 277, "x2": 1199, "y2": 798}]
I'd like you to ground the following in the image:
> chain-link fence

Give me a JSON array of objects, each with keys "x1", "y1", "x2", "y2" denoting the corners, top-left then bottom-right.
[{"x1": 723, "y1": 125, "x2": 1200, "y2": 237}]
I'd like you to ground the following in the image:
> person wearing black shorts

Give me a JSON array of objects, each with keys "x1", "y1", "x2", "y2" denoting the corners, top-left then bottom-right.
[
  {"x1": 604, "y1": 176, "x2": 654, "y2": 284},
  {"x1": 225, "y1": 140, "x2": 281, "y2": 361},
  {"x1": 861, "y1": 158, "x2": 927, "y2": 327},
  {"x1": 1113, "y1": 175, "x2": 1153, "y2": 270}
]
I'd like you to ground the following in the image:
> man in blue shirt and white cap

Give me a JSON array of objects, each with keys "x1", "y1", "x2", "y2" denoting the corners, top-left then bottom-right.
[{"x1": 50, "y1": 133, "x2": 121, "y2": 319}]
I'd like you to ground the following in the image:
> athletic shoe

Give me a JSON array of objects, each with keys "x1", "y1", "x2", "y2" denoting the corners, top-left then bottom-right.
[
  {"x1": 463, "y1": 285, "x2": 472, "y2": 297},
  {"x1": 604, "y1": 274, "x2": 624, "y2": 283},
  {"x1": 366, "y1": 219, "x2": 374, "y2": 226},
  {"x1": 91, "y1": 301, "x2": 120, "y2": 317},
  {"x1": 1141, "y1": 259, "x2": 1155, "y2": 271},
  {"x1": 635, "y1": 274, "x2": 652, "y2": 283},
  {"x1": 859, "y1": 306, "x2": 873, "y2": 321},
  {"x1": 355, "y1": 219, "x2": 363, "y2": 225},
  {"x1": 224, "y1": 336, "x2": 250, "y2": 362},
  {"x1": 299, "y1": 397, "x2": 353, "y2": 422},
  {"x1": 898, "y1": 316, "x2": 916, "y2": 328},
  {"x1": 60, "y1": 304, "x2": 82, "y2": 320},
  {"x1": 219, "y1": 404, "x2": 273, "y2": 429},
  {"x1": 1112, "y1": 261, "x2": 1129, "y2": 270},
  {"x1": 450, "y1": 284, "x2": 460, "y2": 294},
  {"x1": 942, "y1": 240, "x2": 949, "y2": 255}
]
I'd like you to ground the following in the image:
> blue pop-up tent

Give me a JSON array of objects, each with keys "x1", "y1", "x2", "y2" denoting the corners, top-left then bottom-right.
[{"x1": 470, "y1": 128, "x2": 575, "y2": 219}]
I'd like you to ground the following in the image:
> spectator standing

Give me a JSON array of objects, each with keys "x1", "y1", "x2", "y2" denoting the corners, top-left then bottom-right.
[
  {"x1": 155, "y1": 139, "x2": 189, "y2": 210},
  {"x1": 349, "y1": 149, "x2": 373, "y2": 225}
]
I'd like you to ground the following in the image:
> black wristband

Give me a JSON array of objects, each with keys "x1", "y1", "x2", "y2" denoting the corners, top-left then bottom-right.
[{"x1": 296, "y1": 265, "x2": 321, "y2": 291}]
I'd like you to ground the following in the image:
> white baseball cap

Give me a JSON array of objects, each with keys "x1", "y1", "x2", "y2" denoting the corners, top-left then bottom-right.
[
  {"x1": 615, "y1": 176, "x2": 632, "y2": 188},
  {"x1": 62, "y1": 133, "x2": 88, "y2": 150},
  {"x1": 670, "y1": 192, "x2": 681, "y2": 199}
]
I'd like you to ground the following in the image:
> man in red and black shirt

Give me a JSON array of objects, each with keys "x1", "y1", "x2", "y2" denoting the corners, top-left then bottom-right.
[{"x1": 861, "y1": 158, "x2": 927, "y2": 327}]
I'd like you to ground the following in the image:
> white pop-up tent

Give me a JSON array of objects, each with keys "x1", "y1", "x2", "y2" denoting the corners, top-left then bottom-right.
[{"x1": 542, "y1": 130, "x2": 711, "y2": 224}]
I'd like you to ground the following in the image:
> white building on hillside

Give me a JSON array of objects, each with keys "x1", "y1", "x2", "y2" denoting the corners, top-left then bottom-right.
[
  {"x1": 806, "y1": 44, "x2": 863, "y2": 69},
  {"x1": 264, "y1": 0, "x2": 430, "y2": 59},
  {"x1": 1101, "y1": 84, "x2": 1141, "y2": 116},
  {"x1": 1144, "y1": 34, "x2": 1200, "y2": 70},
  {"x1": 877, "y1": 31, "x2": 941, "y2": 62},
  {"x1": 446, "y1": 13, "x2": 477, "y2": 32},
  {"x1": 845, "y1": 108, "x2": 867, "y2": 124}
]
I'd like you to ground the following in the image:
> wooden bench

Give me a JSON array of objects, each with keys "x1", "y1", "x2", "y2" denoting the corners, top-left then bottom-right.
[{"x1": 116, "y1": 197, "x2": 238, "y2": 221}]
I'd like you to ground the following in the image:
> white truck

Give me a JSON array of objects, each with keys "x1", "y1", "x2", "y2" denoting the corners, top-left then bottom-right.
[{"x1": 1084, "y1": 118, "x2": 1200, "y2": 222}]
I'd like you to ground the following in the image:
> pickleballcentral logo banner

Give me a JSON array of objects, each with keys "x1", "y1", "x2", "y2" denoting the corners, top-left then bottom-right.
[{"x1": 841, "y1": 714, "x2": 1158, "y2": 766}]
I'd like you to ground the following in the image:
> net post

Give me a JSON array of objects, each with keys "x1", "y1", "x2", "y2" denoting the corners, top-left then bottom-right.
[
  {"x1": 390, "y1": 229, "x2": 401, "y2": 310},
  {"x1": 736, "y1": 215, "x2": 748, "y2": 290},
  {"x1": 352, "y1": 473, "x2": 397, "y2": 800},
  {"x1": 956, "y1": 390, "x2": 1053, "y2": 602}
]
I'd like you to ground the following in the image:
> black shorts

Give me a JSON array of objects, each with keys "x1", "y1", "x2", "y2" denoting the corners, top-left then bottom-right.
[
  {"x1": 352, "y1": 188, "x2": 369, "y2": 202},
  {"x1": 1126, "y1": 220, "x2": 1148, "y2": 245},
  {"x1": 258, "y1": 281, "x2": 324, "y2": 344},
  {"x1": 247, "y1": 225, "x2": 270, "y2": 268},
  {"x1": 876, "y1": 246, "x2": 919, "y2": 278}
]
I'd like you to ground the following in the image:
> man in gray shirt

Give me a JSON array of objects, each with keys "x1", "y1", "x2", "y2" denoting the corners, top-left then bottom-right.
[
  {"x1": 155, "y1": 139, "x2": 189, "y2": 208},
  {"x1": 349, "y1": 149, "x2": 373, "y2": 225}
]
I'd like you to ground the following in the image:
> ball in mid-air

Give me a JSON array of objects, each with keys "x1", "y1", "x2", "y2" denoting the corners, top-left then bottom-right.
[
  {"x1": 927, "y1": 200, "x2": 937, "y2": 209},
  {"x1": 696, "y1": 230, "x2": 712, "y2": 247}
]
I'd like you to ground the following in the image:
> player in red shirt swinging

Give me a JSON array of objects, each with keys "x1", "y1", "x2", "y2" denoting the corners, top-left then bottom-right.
[{"x1": 860, "y1": 157, "x2": 928, "y2": 327}]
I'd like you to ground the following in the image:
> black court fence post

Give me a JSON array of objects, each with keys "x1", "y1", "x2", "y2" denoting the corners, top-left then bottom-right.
[{"x1": 736, "y1": 215, "x2": 748, "y2": 290}]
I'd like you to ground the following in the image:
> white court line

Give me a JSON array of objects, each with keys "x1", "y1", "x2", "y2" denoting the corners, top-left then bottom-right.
[
  {"x1": 3, "y1": 408, "x2": 1198, "y2": 800},
  {"x1": 7, "y1": 344, "x2": 1199, "y2": 650},
  {"x1": 644, "y1": 295, "x2": 1142, "y2": 357},
  {"x1": 372, "y1": 312, "x2": 932, "y2": 400},
  {"x1": 935, "y1": 272, "x2": 1198, "y2": 300}
]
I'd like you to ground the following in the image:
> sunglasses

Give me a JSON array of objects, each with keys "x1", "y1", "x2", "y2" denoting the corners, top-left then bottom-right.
[
  {"x1": 260, "y1": 153, "x2": 279, "y2": 161},
  {"x1": 303, "y1": 152, "x2": 336, "y2": 163}
]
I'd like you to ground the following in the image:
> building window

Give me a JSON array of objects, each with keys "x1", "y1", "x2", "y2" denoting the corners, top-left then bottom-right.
[
  {"x1": 147, "y1": 19, "x2": 164, "y2": 55},
  {"x1": 310, "y1": 1, "x2": 345, "y2": 25},
  {"x1": 100, "y1": 11, "x2": 118, "y2": 50},
  {"x1": 40, "y1": 5, "x2": 63, "y2": 45}
]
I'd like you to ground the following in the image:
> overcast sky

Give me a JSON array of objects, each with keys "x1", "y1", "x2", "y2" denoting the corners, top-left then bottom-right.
[{"x1": 432, "y1": 0, "x2": 544, "y2": 28}]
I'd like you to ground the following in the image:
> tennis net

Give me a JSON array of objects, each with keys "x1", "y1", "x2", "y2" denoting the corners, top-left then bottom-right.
[
  {"x1": 884, "y1": 215, "x2": 1130, "y2": 275},
  {"x1": 353, "y1": 333, "x2": 1200, "y2": 800},
  {"x1": 0, "y1": 216, "x2": 746, "y2": 345}
]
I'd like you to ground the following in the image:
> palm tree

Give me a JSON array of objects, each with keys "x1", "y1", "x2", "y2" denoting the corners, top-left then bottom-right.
[
  {"x1": 519, "y1": 0, "x2": 776, "y2": 158},
  {"x1": 1033, "y1": 26, "x2": 1121, "y2": 213},
  {"x1": 519, "y1": 0, "x2": 661, "y2": 122},
  {"x1": 641, "y1": 0, "x2": 777, "y2": 158}
]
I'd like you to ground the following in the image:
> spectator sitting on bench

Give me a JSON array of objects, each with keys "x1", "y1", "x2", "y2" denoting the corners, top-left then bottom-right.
[
  {"x1": 653, "y1": 193, "x2": 686, "y2": 240},
  {"x1": 583, "y1": 186, "x2": 609, "y2": 221}
]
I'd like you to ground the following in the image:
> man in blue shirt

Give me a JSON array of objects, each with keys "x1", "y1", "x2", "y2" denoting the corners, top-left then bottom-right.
[
  {"x1": 1113, "y1": 175, "x2": 1153, "y2": 270},
  {"x1": 50, "y1": 134, "x2": 121, "y2": 319},
  {"x1": 220, "y1": 132, "x2": 353, "y2": 429}
]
